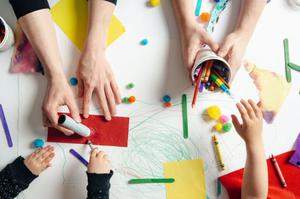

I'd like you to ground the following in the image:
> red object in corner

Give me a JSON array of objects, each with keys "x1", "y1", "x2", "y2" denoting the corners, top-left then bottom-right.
[
  {"x1": 219, "y1": 151, "x2": 300, "y2": 199},
  {"x1": 47, "y1": 113, "x2": 129, "y2": 147}
]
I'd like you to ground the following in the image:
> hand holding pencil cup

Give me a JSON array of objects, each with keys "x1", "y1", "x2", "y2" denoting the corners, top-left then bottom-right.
[{"x1": 191, "y1": 47, "x2": 232, "y2": 107}]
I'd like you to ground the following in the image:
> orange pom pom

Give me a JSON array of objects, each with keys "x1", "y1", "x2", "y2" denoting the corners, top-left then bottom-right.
[
  {"x1": 128, "y1": 96, "x2": 136, "y2": 103},
  {"x1": 200, "y1": 12, "x2": 211, "y2": 23},
  {"x1": 164, "y1": 102, "x2": 172, "y2": 107}
]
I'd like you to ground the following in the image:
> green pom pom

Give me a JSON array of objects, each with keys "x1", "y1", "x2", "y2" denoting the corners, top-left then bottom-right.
[
  {"x1": 126, "y1": 83, "x2": 135, "y2": 89},
  {"x1": 122, "y1": 97, "x2": 129, "y2": 103},
  {"x1": 222, "y1": 123, "x2": 232, "y2": 132}
]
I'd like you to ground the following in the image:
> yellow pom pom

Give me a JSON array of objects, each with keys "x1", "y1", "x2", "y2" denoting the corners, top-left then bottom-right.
[
  {"x1": 149, "y1": 0, "x2": 160, "y2": 7},
  {"x1": 207, "y1": 105, "x2": 222, "y2": 120},
  {"x1": 214, "y1": 123, "x2": 223, "y2": 132}
]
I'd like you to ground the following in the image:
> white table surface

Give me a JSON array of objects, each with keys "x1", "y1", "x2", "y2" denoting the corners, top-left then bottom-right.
[{"x1": 1, "y1": 0, "x2": 300, "y2": 198}]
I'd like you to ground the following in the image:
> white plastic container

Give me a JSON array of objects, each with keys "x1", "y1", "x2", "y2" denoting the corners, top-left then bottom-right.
[
  {"x1": 0, "y1": 17, "x2": 15, "y2": 52},
  {"x1": 191, "y1": 47, "x2": 231, "y2": 84},
  {"x1": 58, "y1": 114, "x2": 91, "y2": 137}
]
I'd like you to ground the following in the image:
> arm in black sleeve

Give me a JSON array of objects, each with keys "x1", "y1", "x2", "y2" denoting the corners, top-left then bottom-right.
[
  {"x1": 87, "y1": 170, "x2": 113, "y2": 199},
  {"x1": 104, "y1": 0, "x2": 117, "y2": 5},
  {"x1": 0, "y1": 156, "x2": 38, "y2": 199},
  {"x1": 9, "y1": 0, "x2": 50, "y2": 19}
]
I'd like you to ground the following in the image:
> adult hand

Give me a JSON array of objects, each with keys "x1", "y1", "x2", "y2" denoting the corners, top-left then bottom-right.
[
  {"x1": 180, "y1": 24, "x2": 219, "y2": 82},
  {"x1": 42, "y1": 75, "x2": 81, "y2": 135},
  {"x1": 77, "y1": 50, "x2": 121, "y2": 121},
  {"x1": 218, "y1": 31, "x2": 250, "y2": 82}
]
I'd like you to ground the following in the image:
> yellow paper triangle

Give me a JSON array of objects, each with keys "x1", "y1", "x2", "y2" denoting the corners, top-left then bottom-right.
[{"x1": 50, "y1": 0, "x2": 125, "y2": 50}]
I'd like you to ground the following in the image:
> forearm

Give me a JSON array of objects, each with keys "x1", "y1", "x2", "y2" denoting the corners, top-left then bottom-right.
[
  {"x1": 172, "y1": 0, "x2": 197, "y2": 36},
  {"x1": 0, "y1": 157, "x2": 37, "y2": 199},
  {"x1": 84, "y1": 0, "x2": 115, "y2": 54},
  {"x1": 18, "y1": 9, "x2": 65, "y2": 79},
  {"x1": 235, "y1": 0, "x2": 266, "y2": 39},
  {"x1": 242, "y1": 140, "x2": 268, "y2": 199}
]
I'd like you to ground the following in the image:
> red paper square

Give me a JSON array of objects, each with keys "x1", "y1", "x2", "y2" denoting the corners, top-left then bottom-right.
[
  {"x1": 47, "y1": 114, "x2": 129, "y2": 147},
  {"x1": 219, "y1": 151, "x2": 300, "y2": 199}
]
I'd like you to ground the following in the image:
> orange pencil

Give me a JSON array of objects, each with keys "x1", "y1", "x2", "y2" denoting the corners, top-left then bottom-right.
[
  {"x1": 212, "y1": 71, "x2": 230, "y2": 89},
  {"x1": 204, "y1": 61, "x2": 213, "y2": 82},
  {"x1": 192, "y1": 66, "x2": 204, "y2": 108}
]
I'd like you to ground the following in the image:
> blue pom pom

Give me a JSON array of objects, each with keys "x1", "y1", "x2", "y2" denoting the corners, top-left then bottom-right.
[
  {"x1": 140, "y1": 39, "x2": 149, "y2": 46},
  {"x1": 69, "y1": 77, "x2": 78, "y2": 86},
  {"x1": 33, "y1": 138, "x2": 45, "y2": 148},
  {"x1": 163, "y1": 95, "x2": 171, "y2": 102}
]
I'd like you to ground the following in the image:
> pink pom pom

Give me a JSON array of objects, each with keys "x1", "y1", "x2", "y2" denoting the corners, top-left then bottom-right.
[{"x1": 219, "y1": 115, "x2": 229, "y2": 123}]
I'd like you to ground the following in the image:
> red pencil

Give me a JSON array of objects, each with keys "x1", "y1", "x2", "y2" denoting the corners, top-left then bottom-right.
[
  {"x1": 192, "y1": 65, "x2": 206, "y2": 108},
  {"x1": 271, "y1": 154, "x2": 287, "y2": 188},
  {"x1": 192, "y1": 66, "x2": 203, "y2": 108}
]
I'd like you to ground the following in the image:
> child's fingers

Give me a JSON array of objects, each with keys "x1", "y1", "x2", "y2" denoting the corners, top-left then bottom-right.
[
  {"x1": 240, "y1": 99, "x2": 255, "y2": 119},
  {"x1": 231, "y1": 114, "x2": 242, "y2": 133},
  {"x1": 236, "y1": 102, "x2": 249, "y2": 122},
  {"x1": 42, "y1": 153, "x2": 55, "y2": 167},
  {"x1": 36, "y1": 146, "x2": 53, "y2": 159},
  {"x1": 248, "y1": 99, "x2": 262, "y2": 118},
  {"x1": 39, "y1": 147, "x2": 54, "y2": 161},
  {"x1": 90, "y1": 148, "x2": 98, "y2": 158},
  {"x1": 97, "y1": 151, "x2": 105, "y2": 159}
]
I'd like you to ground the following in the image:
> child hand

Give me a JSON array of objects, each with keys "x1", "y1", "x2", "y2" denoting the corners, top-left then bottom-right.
[
  {"x1": 181, "y1": 25, "x2": 219, "y2": 82},
  {"x1": 231, "y1": 99, "x2": 263, "y2": 145},
  {"x1": 24, "y1": 145, "x2": 55, "y2": 175},
  {"x1": 218, "y1": 31, "x2": 250, "y2": 82},
  {"x1": 88, "y1": 148, "x2": 111, "y2": 174}
]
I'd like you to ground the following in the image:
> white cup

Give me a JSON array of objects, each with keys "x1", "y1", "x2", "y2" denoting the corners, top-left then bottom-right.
[
  {"x1": 0, "y1": 16, "x2": 15, "y2": 52},
  {"x1": 191, "y1": 47, "x2": 231, "y2": 84}
]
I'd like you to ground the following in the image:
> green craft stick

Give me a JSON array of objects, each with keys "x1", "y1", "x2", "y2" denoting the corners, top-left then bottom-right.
[
  {"x1": 128, "y1": 178, "x2": 175, "y2": 184},
  {"x1": 288, "y1": 62, "x2": 300, "y2": 72},
  {"x1": 182, "y1": 94, "x2": 188, "y2": 139},
  {"x1": 283, "y1": 39, "x2": 291, "y2": 82}
]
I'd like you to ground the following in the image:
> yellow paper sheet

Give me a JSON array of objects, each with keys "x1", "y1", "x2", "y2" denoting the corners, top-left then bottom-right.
[
  {"x1": 163, "y1": 160, "x2": 206, "y2": 199},
  {"x1": 50, "y1": 0, "x2": 125, "y2": 50}
]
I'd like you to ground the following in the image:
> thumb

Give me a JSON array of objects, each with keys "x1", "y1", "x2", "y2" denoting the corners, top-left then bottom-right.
[
  {"x1": 231, "y1": 114, "x2": 242, "y2": 133},
  {"x1": 202, "y1": 32, "x2": 219, "y2": 52},
  {"x1": 218, "y1": 38, "x2": 232, "y2": 57}
]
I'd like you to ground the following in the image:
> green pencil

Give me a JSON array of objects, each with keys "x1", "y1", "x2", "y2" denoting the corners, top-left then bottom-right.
[
  {"x1": 128, "y1": 178, "x2": 175, "y2": 184},
  {"x1": 182, "y1": 94, "x2": 188, "y2": 139}
]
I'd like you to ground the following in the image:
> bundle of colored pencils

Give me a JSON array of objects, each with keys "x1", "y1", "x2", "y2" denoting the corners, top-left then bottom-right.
[{"x1": 192, "y1": 60, "x2": 231, "y2": 108}]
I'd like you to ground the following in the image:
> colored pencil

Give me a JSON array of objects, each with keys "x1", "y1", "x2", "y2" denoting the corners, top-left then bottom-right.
[
  {"x1": 204, "y1": 61, "x2": 213, "y2": 82},
  {"x1": 182, "y1": 94, "x2": 188, "y2": 139},
  {"x1": 192, "y1": 66, "x2": 203, "y2": 108},
  {"x1": 69, "y1": 149, "x2": 89, "y2": 167},
  {"x1": 128, "y1": 178, "x2": 175, "y2": 184},
  {"x1": 86, "y1": 140, "x2": 94, "y2": 150},
  {"x1": 212, "y1": 71, "x2": 230, "y2": 89},
  {"x1": 213, "y1": 135, "x2": 225, "y2": 170},
  {"x1": 271, "y1": 154, "x2": 287, "y2": 188},
  {"x1": 0, "y1": 104, "x2": 13, "y2": 147}
]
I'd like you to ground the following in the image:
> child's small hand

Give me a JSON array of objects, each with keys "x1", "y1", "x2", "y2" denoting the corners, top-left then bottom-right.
[
  {"x1": 88, "y1": 148, "x2": 111, "y2": 174},
  {"x1": 24, "y1": 145, "x2": 55, "y2": 175},
  {"x1": 231, "y1": 99, "x2": 263, "y2": 145}
]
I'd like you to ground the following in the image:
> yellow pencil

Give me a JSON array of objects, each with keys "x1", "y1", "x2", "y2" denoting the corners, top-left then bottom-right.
[{"x1": 213, "y1": 135, "x2": 225, "y2": 170}]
